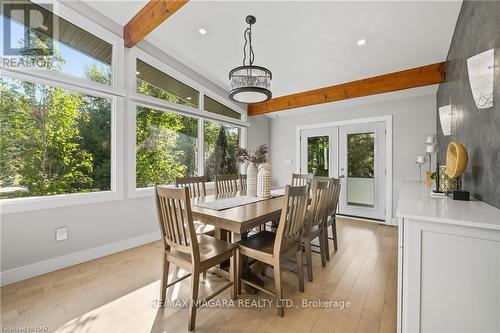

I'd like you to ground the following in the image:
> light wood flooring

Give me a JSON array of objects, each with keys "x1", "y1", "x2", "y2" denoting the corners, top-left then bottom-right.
[{"x1": 0, "y1": 218, "x2": 398, "y2": 333}]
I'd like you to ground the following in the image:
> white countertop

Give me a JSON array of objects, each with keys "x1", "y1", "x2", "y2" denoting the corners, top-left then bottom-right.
[{"x1": 396, "y1": 181, "x2": 500, "y2": 231}]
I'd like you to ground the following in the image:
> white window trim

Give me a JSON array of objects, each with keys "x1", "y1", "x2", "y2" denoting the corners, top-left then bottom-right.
[{"x1": 0, "y1": 0, "x2": 125, "y2": 214}]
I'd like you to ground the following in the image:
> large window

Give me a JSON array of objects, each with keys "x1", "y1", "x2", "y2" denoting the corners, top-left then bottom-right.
[
  {"x1": 204, "y1": 121, "x2": 241, "y2": 182},
  {"x1": 136, "y1": 59, "x2": 199, "y2": 107},
  {"x1": 0, "y1": 2, "x2": 245, "y2": 208},
  {"x1": 0, "y1": 76, "x2": 111, "y2": 199},
  {"x1": 136, "y1": 106, "x2": 198, "y2": 188},
  {"x1": 0, "y1": 1, "x2": 113, "y2": 84}
]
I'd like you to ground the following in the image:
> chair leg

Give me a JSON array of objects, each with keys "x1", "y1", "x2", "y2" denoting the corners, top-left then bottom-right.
[
  {"x1": 324, "y1": 224, "x2": 330, "y2": 261},
  {"x1": 160, "y1": 252, "x2": 170, "y2": 304},
  {"x1": 304, "y1": 239, "x2": 314, "y2": 282},
  {"x1": 188, "y1": 271, "x2": 200, "y2": 331},
  {"x1": 319, "y1": 229, "x2": 327, "y2": 267},
  {"x1": 236, "y1": 248, "x2": 242, "y2": 295},
  {"x1": 273, "y1": 263, "x2": 284, "y2": 317},
  {"x1": 296, "y1": 249, "x2": 304, "y2": 293},
  {"x1": 230, "y1": 251, "x2": 237, "y2": 300},
  {"x1": 332, "y1": 219, "x2": 338, "y2": 251}
]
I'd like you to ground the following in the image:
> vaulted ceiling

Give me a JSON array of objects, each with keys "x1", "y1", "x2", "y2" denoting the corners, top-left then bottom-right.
[{"x1": 87, "y1": 1, "x2": 462, "y2": 100}]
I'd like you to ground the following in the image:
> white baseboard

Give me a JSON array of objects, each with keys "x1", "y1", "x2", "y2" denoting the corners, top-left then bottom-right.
[{"x1": 0, "y1": 231, "x2": 161, "y2": 287}]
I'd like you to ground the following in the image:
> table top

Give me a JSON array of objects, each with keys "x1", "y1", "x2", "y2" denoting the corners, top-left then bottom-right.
[
  {"x1": 396, "y1": 181, "x2": 500, "y2": 231},
  {"x1": 191, "y1": 191, "x2": 284, "y2": 234}
]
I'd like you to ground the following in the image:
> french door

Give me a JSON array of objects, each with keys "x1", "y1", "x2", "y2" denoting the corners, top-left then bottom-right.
[{"x1": 299, "y1": 121, "x2": 386, "y2": 221}]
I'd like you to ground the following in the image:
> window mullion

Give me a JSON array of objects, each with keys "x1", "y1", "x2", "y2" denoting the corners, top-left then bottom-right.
[{"x1": 198, "y1": 93, "x2": 205, "y2": 177}]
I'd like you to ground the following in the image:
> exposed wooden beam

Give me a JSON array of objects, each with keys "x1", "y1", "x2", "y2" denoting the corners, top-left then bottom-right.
[
  {"x1": 247, "y1": 62, "x2": 446, "y2": 116},
  {"x1": 124, "y1": 0, "x2": 189, "y2": 48}
]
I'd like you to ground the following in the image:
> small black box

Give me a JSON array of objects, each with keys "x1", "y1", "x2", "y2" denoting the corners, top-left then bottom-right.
[{"x1": 453, "y1": 191, "x2": 470, "y2": 201}]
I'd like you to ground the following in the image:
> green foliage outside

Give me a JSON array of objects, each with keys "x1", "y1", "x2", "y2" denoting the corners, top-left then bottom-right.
[
  {"x1": 0, "y1": 39, "x2": 241, "y2": 198},
  {"x1": 307, "y1": 136, "x2": 329, "y2": 177},
  {"x1": 0, "y1": 66, "x2": 111, "y2": 199},
  {"x1": 347, "y1": 133, "x2": 374, "y2": 178},
  {"x1": 203, "y1": 122, "x2": 240, "y2": 182}
]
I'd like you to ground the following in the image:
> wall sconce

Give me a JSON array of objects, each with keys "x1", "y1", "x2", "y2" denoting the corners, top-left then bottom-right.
[
  {"x1": 467, "y1": 48, "x2": 495, "y2": 109},
  {"x1": 439, "y1": 104, "x2": 452, "y2": 136}
]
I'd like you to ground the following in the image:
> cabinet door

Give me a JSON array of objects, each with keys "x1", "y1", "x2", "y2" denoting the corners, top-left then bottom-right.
[{"x1": 403, "y1": 219, "x2": 500, "y2": 332}]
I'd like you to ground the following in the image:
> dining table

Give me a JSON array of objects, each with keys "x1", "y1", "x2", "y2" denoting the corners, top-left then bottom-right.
[{"x1": 191, "y1": 190, "x2": 285, "y2": 291}]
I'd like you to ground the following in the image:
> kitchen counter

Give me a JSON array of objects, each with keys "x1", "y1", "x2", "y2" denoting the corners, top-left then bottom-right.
[{"x1": 396, "y1": 181, "x2": 500, "y2": 230}]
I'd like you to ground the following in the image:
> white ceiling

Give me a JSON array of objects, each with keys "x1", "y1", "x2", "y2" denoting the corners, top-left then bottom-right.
[{"x1": 87, "y1": 0, "x2": 462, "y2": 99}]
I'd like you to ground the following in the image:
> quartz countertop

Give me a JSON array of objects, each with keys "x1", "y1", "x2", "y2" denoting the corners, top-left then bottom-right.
[{"x1": 396, "y1": 181, "x2": 500, "y2": 231}]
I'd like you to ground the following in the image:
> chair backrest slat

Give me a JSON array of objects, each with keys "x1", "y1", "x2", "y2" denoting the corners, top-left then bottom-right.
[
  {"x1": 176, "y1": 176, "x2": 206, "y2": 198},
  {"x1": 215, "y1": 174, "x2": 238, "y2": 195},
  {"x1": 307, "y1": 179, "x2": 330, "y2": 228},
  {"x1": 327, "y1": 178, "x2": 341, "y2": 217},
  {"x1": 274, "y1": 185, "x2": 309, "y2": 254},
  {"x1": 155, "y1": 186, "x2": 199, "y2": 258},
  {"x1": 291, "y1": 173, "x2": 313, "y2": 187}
]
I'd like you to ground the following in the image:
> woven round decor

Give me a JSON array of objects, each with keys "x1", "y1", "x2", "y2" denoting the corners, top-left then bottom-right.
[{"x1": 446, "y1": 141, "x2": 468, "y2": 178}]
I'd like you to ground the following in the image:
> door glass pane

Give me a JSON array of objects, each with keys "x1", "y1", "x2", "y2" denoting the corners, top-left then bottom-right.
[
  {"x1": 347, "y1": 132, "x2": 375, "y2": 207},
  {"x1": 307, "y1": 136, "x2": 329, "y2": 176}
]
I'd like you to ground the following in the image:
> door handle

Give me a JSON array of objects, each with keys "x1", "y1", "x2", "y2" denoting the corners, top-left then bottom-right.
[{"x1": 339, "y1": 175, "x2": 345, "y2": 178}]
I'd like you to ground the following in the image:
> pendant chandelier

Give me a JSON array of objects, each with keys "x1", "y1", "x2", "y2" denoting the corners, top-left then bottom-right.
[{"x1": 229, "y1": 15, "x2": 272, "y2": 104}]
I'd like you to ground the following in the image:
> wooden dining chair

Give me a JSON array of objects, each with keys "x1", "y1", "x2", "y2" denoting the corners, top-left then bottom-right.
[
  {"x1": 302, "y1": 179, "x2": 330, "y2": 282},
  {"x1": 236, "y1": 185, "x2": 309, "y2": 317},
  {"x1": 215, "y1": 174, "x2": 238, "y2": 195},
  {"x1": 175, "y1": 176, "x2": 207, "y2": 198},
  {"x1": 324, "y1": 178, "x2": 341, "y2": 259},
  {"x1": 291, "y1": 173, "x2": 313, "y2": 187},
  {"x1": 175, "y1": 176, "x2": 214, "y2": 236},
  {"x1": 155, "y1": 186, "x2": 237, "y2": 331},
  {"x1": 239, "y1": 174, "x2": 247, "y2": 193}
]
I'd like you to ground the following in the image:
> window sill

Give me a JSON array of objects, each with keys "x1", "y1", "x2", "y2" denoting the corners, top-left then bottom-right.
[
  {"x1": 130, "y1": 182, "x2": 217, "y2": 198},
  {"x1": 0, "y1": 190, "x2": 123, "y2": 215}
]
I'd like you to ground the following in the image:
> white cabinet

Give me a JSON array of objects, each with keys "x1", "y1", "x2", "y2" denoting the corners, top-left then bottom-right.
[{"x1": 397, "y1": 182, "x2": 500, "y2": 333}]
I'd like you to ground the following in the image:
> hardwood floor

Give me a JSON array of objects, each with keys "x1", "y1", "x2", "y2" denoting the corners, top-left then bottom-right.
[{"x1": 0, "y1": 218, "x2": 398, "y2": 333}]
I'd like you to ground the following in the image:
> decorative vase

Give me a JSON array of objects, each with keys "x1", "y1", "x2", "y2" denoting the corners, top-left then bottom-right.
[
  {"x1": 247, "y1": 163, "x2": 258, "y2": 196},
  {"x1": 438, "y1": 165, "x2": 458, "y2": 193},
  {"x1": 257, "y1": 163, "x2": 272, "y2": 198}
]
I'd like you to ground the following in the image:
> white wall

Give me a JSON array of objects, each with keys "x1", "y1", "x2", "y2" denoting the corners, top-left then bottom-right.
[
  {"x1": 247, "y1": 116, "x2": 271, "y2": 150},
  {"x1": 269, "y1": 87, "x2": 437, "y2": 218}
]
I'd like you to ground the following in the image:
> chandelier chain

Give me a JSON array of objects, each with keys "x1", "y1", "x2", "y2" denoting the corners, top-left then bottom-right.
[{"x1": 242, "y1": 24, "x2": 255, "y2": 66}]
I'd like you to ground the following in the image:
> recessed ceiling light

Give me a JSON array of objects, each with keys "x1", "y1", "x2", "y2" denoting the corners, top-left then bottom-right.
[
  {"x1": 357, "y1": 39, "x2": 366, "y2": 46},
  {"x1": 136, "y1": 71, "x2": 140, "y2": 75},
  {"x1": 187, "y1": 97, "x2": 192, "y2": 100},
  {"x1": 198, "y1": 28, "x2": 207, "y2": 35}
]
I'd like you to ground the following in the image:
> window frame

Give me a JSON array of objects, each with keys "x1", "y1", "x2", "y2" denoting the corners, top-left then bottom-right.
[
  {"x1": 0, "y1": 0, "x2": 125, "y2": 213},
  {"x1": 0, "y1": 0, "x2": 250, "y2": 209},
  {"x1": 127, "y1": 48, "x2": 248, "y2": 198}
]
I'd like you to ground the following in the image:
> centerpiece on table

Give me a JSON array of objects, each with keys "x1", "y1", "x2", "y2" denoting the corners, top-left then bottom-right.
[{"x1": 235, "y1": 144, "x2": 270, "y2": 197}]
